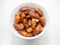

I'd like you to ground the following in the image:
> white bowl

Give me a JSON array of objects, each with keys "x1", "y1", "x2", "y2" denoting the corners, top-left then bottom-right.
[{"x1": 9, "y1": 3, "x2": 49, "y2": 40}]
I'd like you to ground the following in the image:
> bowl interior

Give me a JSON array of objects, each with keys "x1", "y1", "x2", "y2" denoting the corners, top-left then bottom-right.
[{"x1": 9, "y1": 3, "x2": 48, "y2": 40}]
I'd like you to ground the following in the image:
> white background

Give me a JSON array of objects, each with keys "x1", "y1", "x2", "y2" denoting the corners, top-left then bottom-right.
[{"x1": 0, "y1": 0, "x2": 60, "y2": 45}]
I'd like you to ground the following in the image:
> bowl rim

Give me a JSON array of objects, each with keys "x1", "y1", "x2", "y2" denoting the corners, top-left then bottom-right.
[{"x1": 9, "y1": 2, "x2": 49, "y2": 40}]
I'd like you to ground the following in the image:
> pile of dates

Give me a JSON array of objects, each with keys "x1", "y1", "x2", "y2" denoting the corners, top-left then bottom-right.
[{"x1": 13, "y1": 6, "x2": 46, "y2": 37}]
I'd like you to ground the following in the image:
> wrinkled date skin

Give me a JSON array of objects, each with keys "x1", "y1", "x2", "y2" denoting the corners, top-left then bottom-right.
[
  {"x1": 20, "y1": 6, "x2": 29, "y2": 12},
  {"x1": 31, "y1": 19, "x2": 36, "y2": 28},
  {"x1": 39, "y1": 16, "x2": 46, "y2": 27},
  {"x1": 27, "y1": 33, "x2": 33, "y2": 37},
  {"x1": 18, "y1": 30, "x2": 27, "y2": 36},
  {"x1": 33, "y1": 24, "x2": 43, "y2": 35},
  {"x1": 34, "y1": 8, "x2": 43, "y2": 16},
  {"x1": 29, "y1": 9, "x2": 40, "y2": 18},
  {"x1": 13, "y1": 6, "x2": 46, "y2": 37}
]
